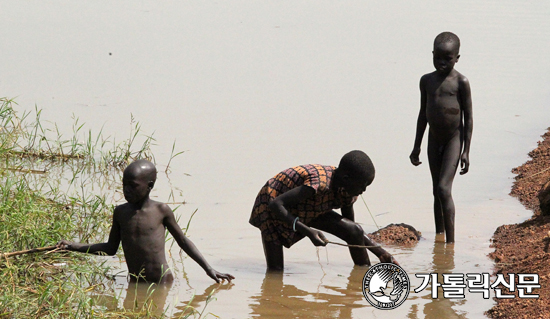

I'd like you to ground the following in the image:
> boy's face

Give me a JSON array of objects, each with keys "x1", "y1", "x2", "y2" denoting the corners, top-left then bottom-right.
[
  {"x1": 122, "y1": 171, "x2": 152, "y2": 204},
  {"x1": 341, "y1": 174, "x2": 373, "y2": 197},
  {"x1": 432, "y1": 41, "x2": 459, "y2": 74}
]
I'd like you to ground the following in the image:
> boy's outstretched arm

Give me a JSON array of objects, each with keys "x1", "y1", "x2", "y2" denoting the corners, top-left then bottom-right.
[
  {"x1": 268, "y1": 186, "x2": 328, "y2": 247},
  {"x1": 162, "y1": 204, "x2": 234, "y2": 283},
  {"x1": 57, "y1": 208, "x2": 121, "y2": 256},
  {"x1": 410, "y1": 76, "x2": 428, "y2": 166},
  {"x1": 459, "y1": 76, "x2": 473, "y2": 175}
]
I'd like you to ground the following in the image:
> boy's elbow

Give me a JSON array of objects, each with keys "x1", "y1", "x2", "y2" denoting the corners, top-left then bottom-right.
[
  {"x1": 95, "y1": 248, "x2": 117, "y2": 256},
  {"x1": 104, "y1": 245, "x2": 118, "y2": 256},
  {"x1": 267, "y1": 200, "x2": 280, "y2": 214},
  {"x1": 268, "y1": 200, "x2": 288, "y2": 221}
]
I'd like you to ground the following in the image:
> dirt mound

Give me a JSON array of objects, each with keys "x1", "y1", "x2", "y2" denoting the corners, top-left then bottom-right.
[
  {"x1": 509, "y1": 129, "x2": 550, "y2": 212},
  {"x1": 368, "y1": 223, "x2": 421, "y2": 247},
  {"x1": 487, "y1": 128, "x2": 550, "y2": 319}
]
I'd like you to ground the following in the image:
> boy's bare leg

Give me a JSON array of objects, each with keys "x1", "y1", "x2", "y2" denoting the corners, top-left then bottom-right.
[
  {"x1": 262, "y1": 236, "x2": 284, "y2": 271},
  {"x1": 309, "y1": 212, "x2": 370, "y2": 266},
  {"x1": 433, "y1": 195, "x2": 445, "y2": 234},
  {"x1": 428, "y1": 136, "x2": 445, "y2": 234},
  {"x1": 428, "y1": 132, "x2": 461, "y2": 243}
]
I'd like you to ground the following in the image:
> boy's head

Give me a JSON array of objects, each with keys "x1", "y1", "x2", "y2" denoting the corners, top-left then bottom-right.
[
  {"x1": 336, "y1": 150, "x2": 375, "y2": 196},
  {"x1": 122, "y1": 159, "x2": 157, "y2": 204},
  {"x1": 432, "y1": 32, "x2": 460, "y2": 73}
]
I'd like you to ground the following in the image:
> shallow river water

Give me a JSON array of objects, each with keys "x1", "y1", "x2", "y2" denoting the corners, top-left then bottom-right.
[{"x1": 1, "y1": 1, "x2": 550, "y2": 318}]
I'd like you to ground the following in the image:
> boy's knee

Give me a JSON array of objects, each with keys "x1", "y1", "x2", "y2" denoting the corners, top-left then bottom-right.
[
  {"x1": 436, "y1": 185, "x2": 452, "y2": 199},
  {"x1": 348, "y1": 223, "x2": 365, "y2": 241}
]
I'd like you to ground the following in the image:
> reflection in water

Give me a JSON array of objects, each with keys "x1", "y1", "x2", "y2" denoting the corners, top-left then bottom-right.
[
  {"x1": 432, "y1": 234, "x2": 455, "y2": 272},
  {"x1": 172, "y1": 282, "x2": 234, "y2": 318},
  {"x1": 88, "y1": 281, "x2": 173, "y2": 317},
  {"x1": 123, "y1": 282, "x2": 173, "y2": 317},
  {"x1": 250, "y1": 267, "x2": 369, "y2": 319},
  {"x1": 92, "y1": 279, "x2": 233, "y2": 318},
  {"x1": 416, "y1": 236, "x2": 466, "y2": 319}
]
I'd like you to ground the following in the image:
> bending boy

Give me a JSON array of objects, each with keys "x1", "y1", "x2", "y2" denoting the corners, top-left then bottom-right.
[
  {"x1": 410, "y1": 32, "x2": 473, "y2": 243},
  {"x1": 249, "y1": 150, "x2": 398, "y2": 271},
  {"x1": 58, "y1": 159, "x2": 234, "y2": 284}
]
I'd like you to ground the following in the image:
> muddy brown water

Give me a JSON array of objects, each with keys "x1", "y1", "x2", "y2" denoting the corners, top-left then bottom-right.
[{"x1": 1, "y1": 1, "x2": 550, "y2": 318}]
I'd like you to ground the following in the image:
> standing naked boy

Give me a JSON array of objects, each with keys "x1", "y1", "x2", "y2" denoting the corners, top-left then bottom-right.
[
  {"x1": 58, "y1": 159, "x2": 234, "y2": 284},
  {"x1": 410, "y1": 32, "x2": 473, "y2": 243},
  {"x1": 249, "y1": 150, "x2": 398, "y2": 271}
]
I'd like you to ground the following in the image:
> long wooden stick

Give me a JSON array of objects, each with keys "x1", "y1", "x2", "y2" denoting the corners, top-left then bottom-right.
[
  {"x1": 1, "y1": 245, "x2": 58, "y2": 259},
  {"x1": 326, "y1": 240, "x2": 380, "y2": 249}
]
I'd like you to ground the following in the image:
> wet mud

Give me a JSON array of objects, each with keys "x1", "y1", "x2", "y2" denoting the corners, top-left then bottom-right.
[
  {"x1": 368, "y1": 223, "x2": 422, "y2": 247},
  {"x1": 487, "y1": 128, "x2": 550, "y2": 319}
]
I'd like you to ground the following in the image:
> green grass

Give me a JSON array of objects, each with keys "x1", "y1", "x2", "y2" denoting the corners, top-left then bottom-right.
[{"x1": 0, "y1": 97, "x2": 205, "y2": 318}]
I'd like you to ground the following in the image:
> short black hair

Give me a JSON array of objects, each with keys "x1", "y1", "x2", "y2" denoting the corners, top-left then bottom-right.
[
  {"x1": 434, "y1": 32, "x2": 460, "y2": 52},
  {"x1": 124, "y1": 159, "x2": 157, "y2": 183},
  {"x1": 338, "y1": 150, "x2": 375, "y2": 183}
]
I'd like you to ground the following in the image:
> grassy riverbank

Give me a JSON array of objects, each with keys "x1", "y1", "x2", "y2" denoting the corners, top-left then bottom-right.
[{"x1": 0, "y1": 98, "x2": 191, "y2": 318}]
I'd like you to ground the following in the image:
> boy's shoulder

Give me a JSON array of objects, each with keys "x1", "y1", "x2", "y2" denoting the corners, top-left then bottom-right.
[
  {"x1": 147, "y1": 200, "x2": 173, "y2": 217},
  {"x1": 421, "y1": 70, "x2": 469, "y2": 84},
  {"x1": 420, "y1": 71, "x2": 438, "y2": 86},
  {"x1": 421, "y1": 71, "x2": 438, "y2": 79},
  {"x1": 455, "y1": 70, "x2": 469, "y2": 85},
  {"x1": 114, "y1": 202, "x2": 131, "y2": 213},
  {"x1": 147, "y1": 199, "x2": 170, "y2": 208},
  {"x1": 113, "y1": 200, "x2": 171, "y2": 215}
]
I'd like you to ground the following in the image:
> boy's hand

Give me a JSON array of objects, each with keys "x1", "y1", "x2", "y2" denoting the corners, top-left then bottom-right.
[
  {"x1": 206, "y1": 268, "x2": 235, "y2": 283},
  {"x1": 460, "y1": 153, "x2": 469, "y2": 175},
  {"x1": 379, "y1": 252, "x2": 400, "y2": 266},
  {"x1": 409, "y1": 149, "x2": 422, "y2": 166},
  {"x1": 308, "y1": 229, "x2": 328, "y2": 247},
  {"x1": 56, "y1": 240, "x2": 72, "y2": 250}
]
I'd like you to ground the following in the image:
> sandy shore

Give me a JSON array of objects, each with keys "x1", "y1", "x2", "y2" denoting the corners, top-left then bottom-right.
[{"x1": 487, "y1": 128, "x2": 550, "y2": 318}]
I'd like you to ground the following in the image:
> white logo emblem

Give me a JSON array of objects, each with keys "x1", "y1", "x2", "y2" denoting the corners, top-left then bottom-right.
[{"x1": 362, "y1": 263, "x2": 410, "y2": 309}]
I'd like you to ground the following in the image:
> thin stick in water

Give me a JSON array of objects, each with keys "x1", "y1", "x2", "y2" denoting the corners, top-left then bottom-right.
[
  {"x1": 360, "y1": 194, "x2": 380, "y2": 230},
  {"x1": 326, "y1": 240, "x2": 380, "y2": 249},
  {"x1": 316, "y1": 248, "x2": 326, "y2": 275}
]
